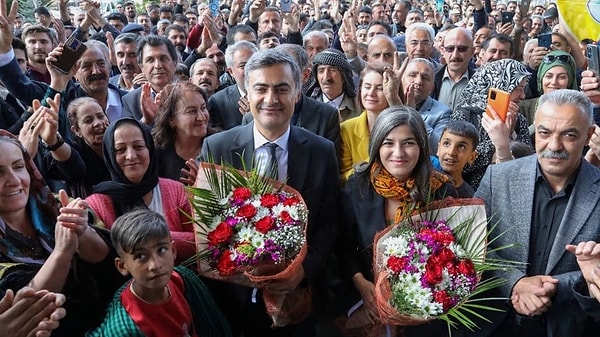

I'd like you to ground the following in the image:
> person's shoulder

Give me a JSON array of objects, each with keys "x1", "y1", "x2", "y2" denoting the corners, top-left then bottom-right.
[
  {"x1": 122, "y1": 86, "x2": 141, "y2": 99},
  {"x1": 291, "y1": 125, "x2": 334, "y2": 148},
  {"x1": 302, "y1": 95, "x2": 337, "y2": 114}
]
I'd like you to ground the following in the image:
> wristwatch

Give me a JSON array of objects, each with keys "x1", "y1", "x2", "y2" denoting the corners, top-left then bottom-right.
[{"x1": 41, "y1": 133, "x2": 65, "y2": 151}]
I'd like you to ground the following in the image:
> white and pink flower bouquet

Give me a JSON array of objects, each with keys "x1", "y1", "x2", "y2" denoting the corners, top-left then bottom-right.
[
  {"x1": 187, "y1": 162, "x2": 310, "y2": 327},
  {"x1": 373, "y1": 198, "x2": 514, "y2": 331}
]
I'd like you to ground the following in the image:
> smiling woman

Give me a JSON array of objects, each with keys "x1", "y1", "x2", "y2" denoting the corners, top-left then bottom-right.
[
  {"x1": 152, "y1": 82, "x2": 215, "y2": 183},
  {"x1": 0, "y1": 131, "x2": 125, "y2": 337},
  {"x1": 85, "y1": 118, "x2": 196, "y2": 263}
]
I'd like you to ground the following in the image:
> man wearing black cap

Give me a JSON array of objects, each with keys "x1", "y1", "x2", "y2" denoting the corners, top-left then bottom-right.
[
  {"x1": 304, "y1": 48, "x2": 359, "y2": 122},
  {"x1": 542, "y1": 7, "x2": 559, "y2": 32}
]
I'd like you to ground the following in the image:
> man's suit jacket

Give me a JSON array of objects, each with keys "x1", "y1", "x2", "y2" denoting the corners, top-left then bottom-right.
[
  {"x1": 431, "y1": 64, "x2": 476, "y2": 102},
  {"x1": 474, "y1": 155, "x2": 600, "y2": 337},
  {"x1": 207, "y1": 84, "x2": 243, "y2": 130},
  {"x1": 418, "y1": 96, "x2": 451, "y2": 154},
  {"x1": 200, "y1": 123, "x2": 340, "y2": 281},
  {"x1": 121, "y1": 86, "x2": 143, "y2": 120}
]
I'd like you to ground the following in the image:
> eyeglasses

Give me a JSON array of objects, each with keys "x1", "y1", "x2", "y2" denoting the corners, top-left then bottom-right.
[
  {"x1": 443, "y1": 45, "x2": 470, "y2": 53},
  {"x1": 408, "y1": 40, "x2": 432, "y2": 47},
  {"x1": 543, "y1": 54, "x2": 570, "y2": 64}
]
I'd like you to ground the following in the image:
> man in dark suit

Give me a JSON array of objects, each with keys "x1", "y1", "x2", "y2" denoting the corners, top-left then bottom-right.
[
  {"x1": 207, "y1": 41, "x2": 258, "y2": 130},
  {"x1": 200, "y1": 49, "x2": 340, "y2": 337},
  {"x1": 472, "y1": 89, "x2": 600, "y2": 337},
  {"x1": 121, "y1": 35, "x2": 177, "y2": 123}
]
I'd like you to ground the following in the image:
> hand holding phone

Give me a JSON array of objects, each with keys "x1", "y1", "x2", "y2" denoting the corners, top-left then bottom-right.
[
  {"x1": 51, "y1": 36, "x2": 87, "y2": 74},
  {"x1": 485, "y1": 88, "x2": 510, "y2": 123},
  {"x1": 538, "y1": 33, "x2": 552, "y2": 49},
  {"x1": 587, "y1": 44, "x2": 600, "y2": 77},
  {"x1": 281, "y1": 0, "x2": 292, "y2": 13}
]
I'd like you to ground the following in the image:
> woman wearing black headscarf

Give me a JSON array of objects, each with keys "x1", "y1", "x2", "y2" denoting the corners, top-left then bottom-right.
[{"x1": 86, "y1": 118, "x2": 195, "y2": 262}]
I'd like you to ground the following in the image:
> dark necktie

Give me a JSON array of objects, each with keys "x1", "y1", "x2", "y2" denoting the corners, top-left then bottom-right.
[{"x1": 264, "y1": 142, "x2": 278, "y2": 180}]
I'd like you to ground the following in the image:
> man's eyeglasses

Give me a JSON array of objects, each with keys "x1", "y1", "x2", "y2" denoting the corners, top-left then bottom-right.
[
  {"x1": 543, "y1": 54, "x2": 571, "y2": 64},
  {"x1": 443, "y1": 45, "x2": 470, "y2": 53},
  {"x1": 408, "y1": 40, "x2": 432, "y2": 47}
]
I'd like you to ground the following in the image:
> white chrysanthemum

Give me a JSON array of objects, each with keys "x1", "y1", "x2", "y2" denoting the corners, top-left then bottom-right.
[
  {"x1": 237, "y1": 226, "x2": 258, "y2": 242},
  {"x1": 383, "y1": 236, "x2": 410, "y2": 256},
  {"x1": 254, "y1": 206, "x2": 271, "y2": 219},
  {"x1": 209, "y1": 216, "x2": 223, "y2": 229},
  {"x1": 449, "y1": 242, "x2": 468, "y2": 258},
  {"x1": 251, "y1": 234, "x2": 265, "y2": 248}
]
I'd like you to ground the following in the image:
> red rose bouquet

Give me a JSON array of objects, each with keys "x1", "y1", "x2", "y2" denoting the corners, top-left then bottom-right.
[
  {"x1": 187, "y1": 162, "x2": 310, "y2": 327},
  {"x1": 373, "y1": 198, "x2": 513, "y2": 331}
]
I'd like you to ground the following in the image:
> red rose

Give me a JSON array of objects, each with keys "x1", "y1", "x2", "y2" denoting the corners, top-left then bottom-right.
[
  {"x1": 387, "y1": 256, "x2": 409, "y2": 274},
  {"x1": 260, "y1": 194, "x2": 280, "y2": 208},
  {"x1": 236, "y1": 204, "x2": 257, "y2": 219},
  {"x1": 279, "y1": 210, "x2": 293, "y2": 224},
  {"x1": 433, "y1": 290, "x2": 453, "y2": 312},
  {"x1": 283, "y1": 196, "x2": 301, "y2": 206},
  {"x1": 437, "y1": 247, "x2": 456, "y2": 264},
  {"x1": 424, "y1": 259, "x2": 444, "y2": 285},
  {"x1": 446, "y1": 261, "x2": 458, "y2": 275},
  {"x1": 207, "y1": 222, "x2": 234, "y2": 246},
  {"x1": 255, "y1": 216, "x2": 276, "y2": 234},
  {"x1": 457, "y1": 259, "x2": 476, "y2": 276},
  {"x1": 232, "y1": 187, "x2": 253, "y2": 201},
  {"x1": 433, "y1": 231, "x2": 455, "y2": 245},
  {"x1": 217, "y1": 250, "x2": 237, "y2": 276}
]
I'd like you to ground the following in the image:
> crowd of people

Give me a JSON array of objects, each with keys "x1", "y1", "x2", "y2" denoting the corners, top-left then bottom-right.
[{"x1": 1, "y1": 0, "x2": 600, "y2": 336}]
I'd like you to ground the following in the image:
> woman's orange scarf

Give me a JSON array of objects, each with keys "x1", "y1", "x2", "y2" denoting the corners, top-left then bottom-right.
[{"x1": 370, "y1": 162, "x2": 449, "y2": 223}]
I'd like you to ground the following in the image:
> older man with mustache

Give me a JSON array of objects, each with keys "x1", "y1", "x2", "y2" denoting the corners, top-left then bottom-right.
[
  {"x1": 109, "y1": 33, "x2": 143, "y2": 92},
  {"x1": 431, "y1": 27, "x2": 476, "y2": 112},
  {"x1": 189, "y1": 58, "x2": 220, "y2": 98}
]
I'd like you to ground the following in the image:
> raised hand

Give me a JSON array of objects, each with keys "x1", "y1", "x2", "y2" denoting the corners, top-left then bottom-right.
[
  {"x1": 0, "y1": 0, "x2": 17, "y2": 54},
  {"x1": 567, "y1": 241, "x2": 600, "y2": 301},
  {"x1": 140, "y1": 82, "x2": 159, "y2": 125}
]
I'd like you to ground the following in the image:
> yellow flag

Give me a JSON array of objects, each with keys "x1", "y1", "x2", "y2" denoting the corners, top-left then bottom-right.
[{"x1": 557, "y1": 0, "x2": 600, "y2": 41}]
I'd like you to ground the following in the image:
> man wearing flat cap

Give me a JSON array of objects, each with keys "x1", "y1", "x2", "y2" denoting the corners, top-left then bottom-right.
[{"x1": 304, "y1": 48, "x2": 359, "y2": 122}]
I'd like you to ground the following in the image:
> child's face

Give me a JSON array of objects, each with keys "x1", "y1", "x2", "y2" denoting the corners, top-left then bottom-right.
[
  {"x1": 115, "y1": 238, "x2": 176, "y2": 303},
  {"x1": 437, "y1": 132, "x2": 477, "y2": 174}
]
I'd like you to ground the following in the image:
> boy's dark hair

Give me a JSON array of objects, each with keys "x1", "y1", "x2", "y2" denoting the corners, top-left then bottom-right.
[
  {"x1": 107, "y1": 12, "x2": 128, "y2": 26},
  {"x1": 442, "y1": 120, "x2": 479, "y2": 149},
  {"x1": 34, "y1": 6, "x2": 50, "y2": 17},
  {"x1": 226, "y1": 24, "x2": 256, "y2": 46},
  {"x1": 11, "y1": 37, "x2": 26, "y2": 56},
  {"x1": 510, "y1": 140, "x2": 533, "y2": 158},
  {"x1": 111, "y1": 208, "x2": 171, "y2": 255}
]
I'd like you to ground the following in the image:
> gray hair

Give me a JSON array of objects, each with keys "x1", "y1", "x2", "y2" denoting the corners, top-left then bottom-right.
[
  {"x1": 244, "y1": 49, "x2": 301, "y2": 91},
  {"x1": 225, "y1": 40, "x2": 258, "y2": 68},
  {"x1": 189, "y1": 57, "x2": 218, "y2": 76},
  {"x1": 114, "y1": 32, "x2": 140, "y2": 48},
  {"x1": 303, "y1": 30, "x2": 328, "y2": 47},
  {"x1": 406, "y1": 57, "x2": 434, "y2": 72},
  {"x1": 537, "y1": 89, "x2": 593, "y2": 126},
  {"x1": 84, "y1": 40, "x2": 110, "y2": 63},
  {"x1": 406, "y1": 22, "x2": 435, "y2": 42},
  {"x1": 274, "y1": 44, "x2": 309, "y2": 71},
  {"x1": 523, "y1": 38, "x2": 538, "y2": 54},
  {"x1": 111, "y1": 208, "x2": 171, "y2": 255}
]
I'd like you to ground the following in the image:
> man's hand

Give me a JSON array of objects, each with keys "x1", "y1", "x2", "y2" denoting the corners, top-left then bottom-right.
[
  {"x1": 0, "y1": 0, "x2": 17, "y2": 54},
  {"x1": 248, "y1": 0, "x2": 265, "y2": 24},
  {"x1": 511, "y1": 275, "x2": 558, "y2": 316},
  {"x1": 47, "y1": 45, "x2": 78, "y2": 92},
  {"x1": 282, "y1": 4, "x2": 300, "y2": 33},
  {"x1": 581, "y1": 70, "x2": 600, "y2": 105},
  {"x1": 526, "y1": 47, "x2": 550, "y2": 70},
  {"x1": 238, "y1": 95, "x2": 249, "y2": 115},
  {"x1": 567, "y1": 241, "x2": 600, "y2": 301},
  {"x1": 140, "y1": 82, "x2": 160, "y2": 125}
]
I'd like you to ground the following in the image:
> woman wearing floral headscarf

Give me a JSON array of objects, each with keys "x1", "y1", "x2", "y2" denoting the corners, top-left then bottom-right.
[
  {"x1": 451, "y1": 59, "x2": 534, "y2": 189},
  {"x1": 519, "y1": 51, "x2": 578, "y2": 128}
]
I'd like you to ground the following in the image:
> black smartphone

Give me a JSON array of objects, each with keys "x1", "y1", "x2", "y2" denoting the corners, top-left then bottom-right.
[
  {"x1": 51, "y1": 35, "x2": 87, "y2": 74},
  {"x1": 538, "y1": 33, "x2": 552, "y2": 49},
  {"x1": 501, "y1": 11, "x2": 514, "y2": 25},
  {"x1": 586, "y1": 44, "x2": 600, "y2": 76}
]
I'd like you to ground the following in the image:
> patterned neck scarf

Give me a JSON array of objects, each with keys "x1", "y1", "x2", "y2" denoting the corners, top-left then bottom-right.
[{"x1": 370, "y1": 162, "x2": 450, "y2": 223}]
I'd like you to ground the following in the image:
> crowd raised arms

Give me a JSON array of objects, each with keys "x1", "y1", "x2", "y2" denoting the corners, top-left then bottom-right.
[{"x1": 1, "y1": 0, "x2": 600, "y2": 336}]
